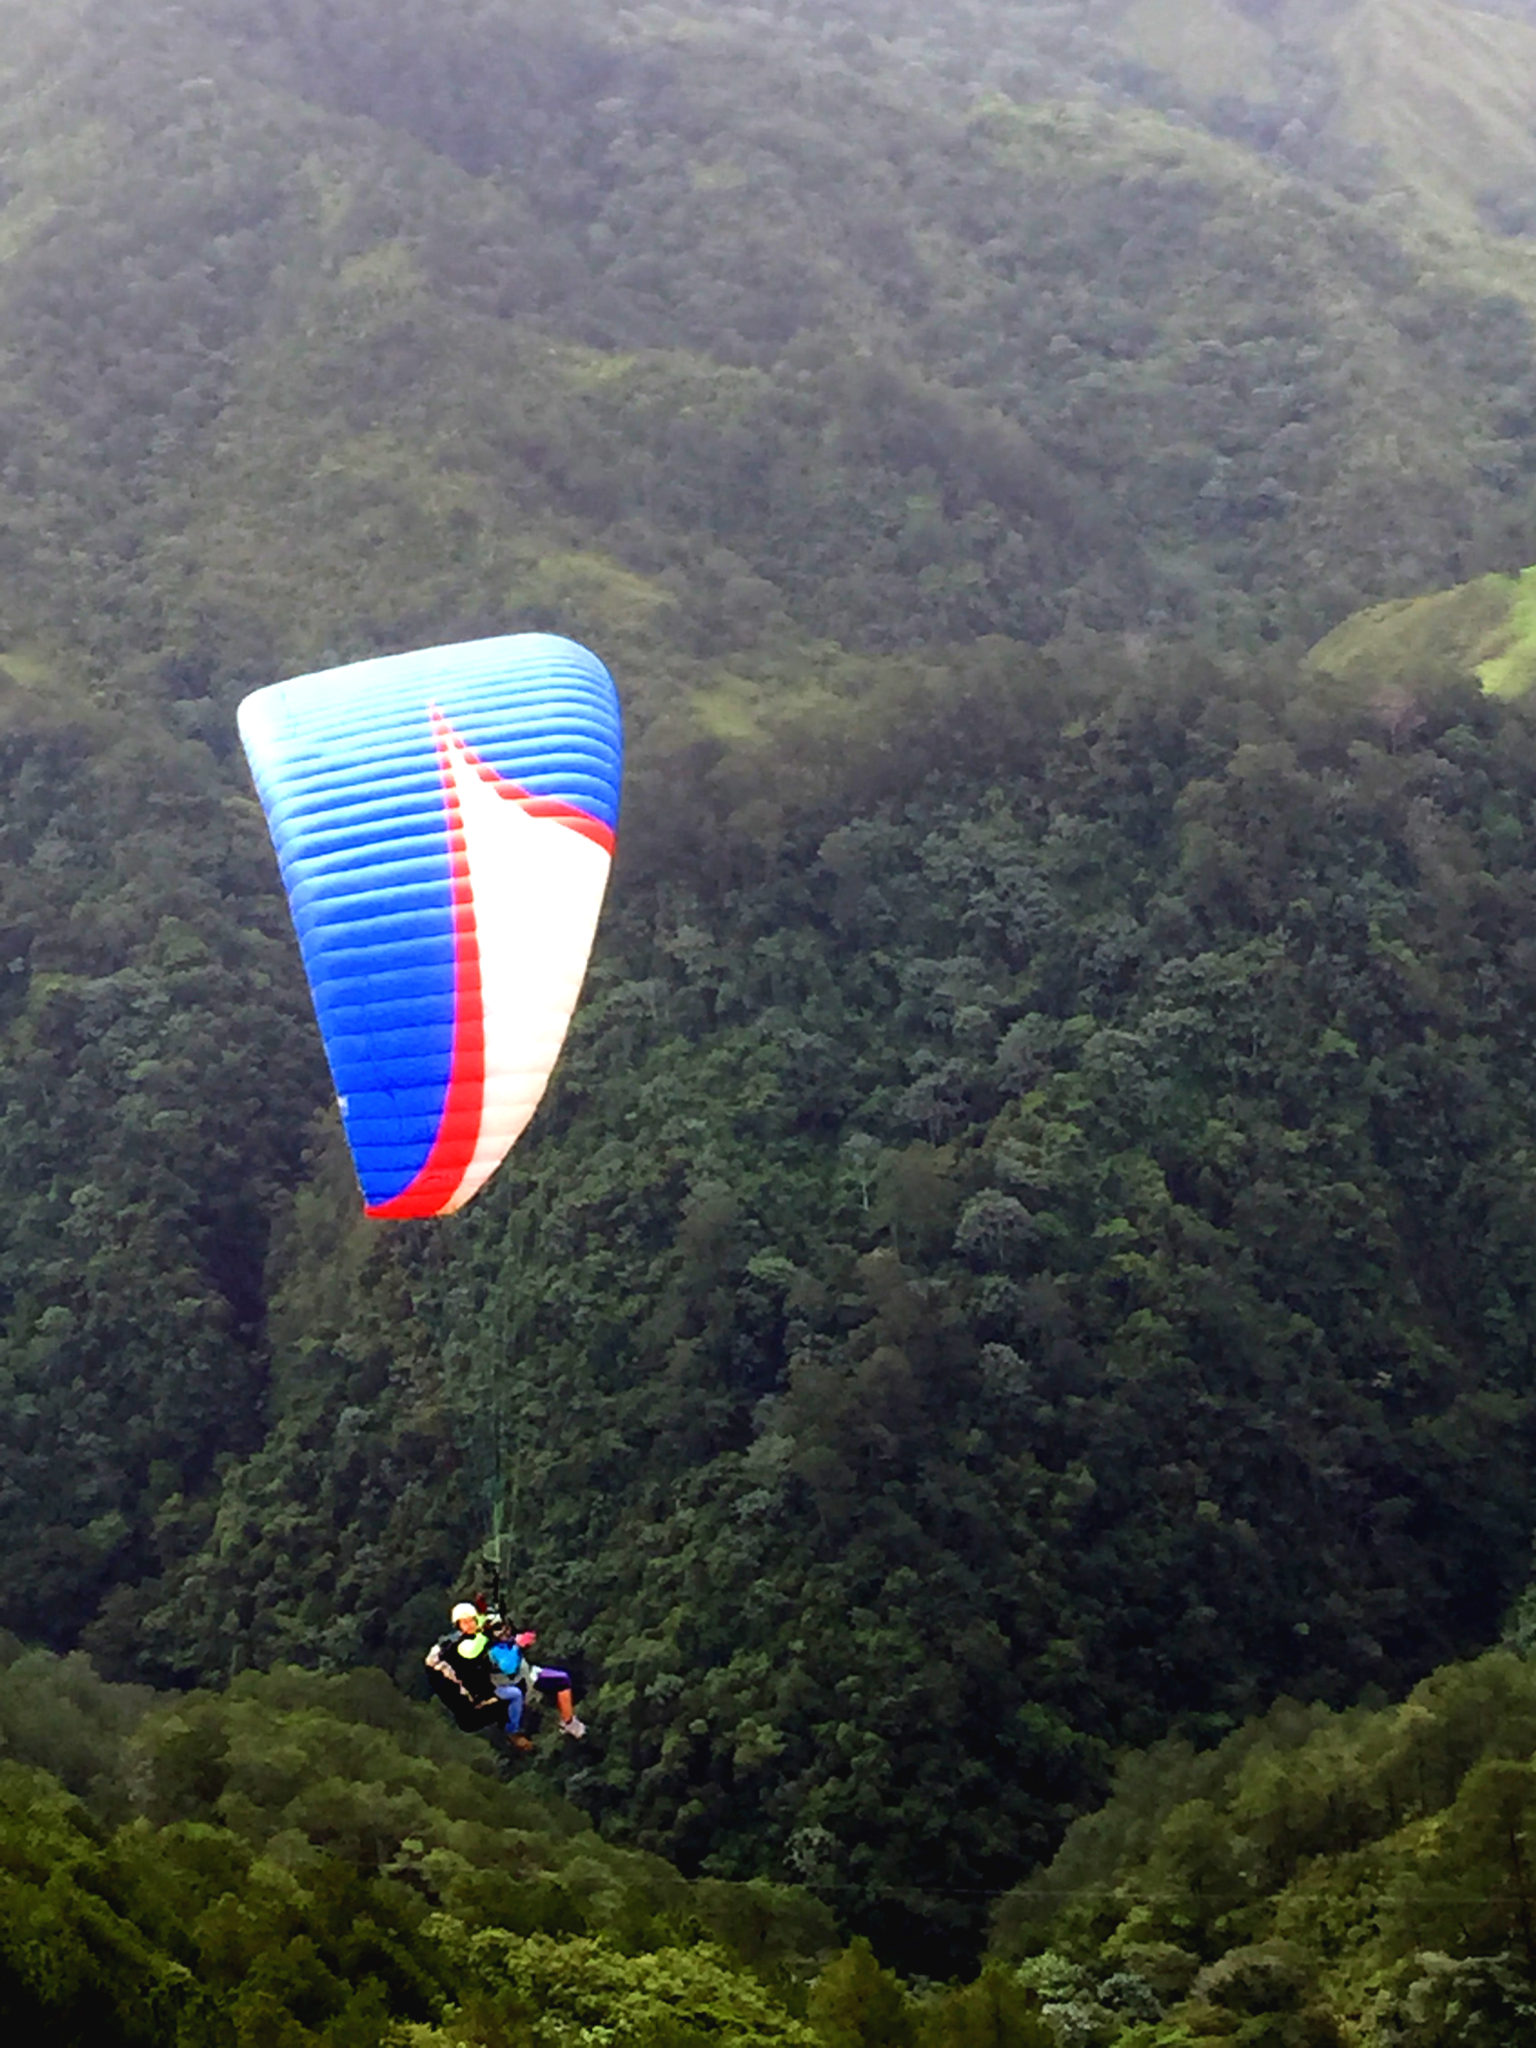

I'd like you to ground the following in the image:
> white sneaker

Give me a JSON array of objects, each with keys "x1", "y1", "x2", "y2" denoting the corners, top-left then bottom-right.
[{"x1": 559, "y1": 1716, "x2": 586, "y2": 1739}]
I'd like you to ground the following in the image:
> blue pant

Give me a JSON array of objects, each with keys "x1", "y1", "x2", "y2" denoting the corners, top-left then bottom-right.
[{"x1": 492, "y1": 1684, "x2": 524, "y2": 1733}]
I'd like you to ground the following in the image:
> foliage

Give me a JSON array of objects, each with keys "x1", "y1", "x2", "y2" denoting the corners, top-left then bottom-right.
[
  {"x1": 1107, "y1": 0, "x2": 1536, "y2": 232},
  {"x1": 0, "y1": 0, "x2": 1533, "y2": 685},
  {"x1": 0, "y1": 685, "x2": 324, "y2": 1642},
  {"x1": 439, "y1": 1925, "x2": 821, "y2": 2048},
  {"x1": 991, "y1": 1649, "x2": 1536, "y2": 2044},
  {"x1": 5, "y1": 0, "x2": 1536, "y2": 1991},
  {"x1": 0, "y1": 1649, "x2": 841, "y2": 2048},
  {"x1": 142, "y1": 641, "x2": 1536, "y2": 1967}
]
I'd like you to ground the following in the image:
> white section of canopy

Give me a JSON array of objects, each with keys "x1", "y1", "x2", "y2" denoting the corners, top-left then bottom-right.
[{"x1": 438, "y1": 726, "x2": 612, "y2": 1214}]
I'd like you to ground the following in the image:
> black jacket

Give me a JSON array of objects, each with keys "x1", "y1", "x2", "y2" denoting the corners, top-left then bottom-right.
[{"x1": 425, "y1": 1630, "x2": 505, "y2": 1730}]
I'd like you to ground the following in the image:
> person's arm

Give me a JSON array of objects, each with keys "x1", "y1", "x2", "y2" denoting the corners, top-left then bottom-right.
[{"x1": 425, "y1": 1642, "x2": 473, "y2": 1699}]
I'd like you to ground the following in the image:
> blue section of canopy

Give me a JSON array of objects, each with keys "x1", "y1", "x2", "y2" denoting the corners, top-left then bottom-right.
[{"x1": 238, "y1": 634, "x2": 622, "y2": 1209}]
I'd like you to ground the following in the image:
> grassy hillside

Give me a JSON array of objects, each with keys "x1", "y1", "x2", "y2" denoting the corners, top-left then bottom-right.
[
  {"x1": 1113, "y1": 0, "x2": 1536, "y2": 248},
  {"x1": 1307, "y1": 560, "x2": 1536, "y2": 698},
  {"x1": 1117, "y1": 0, "x2": 1297, "y2": 103},
  {"x1": 1333, "y1": 0, "x2": 1536, "y2": 224}
]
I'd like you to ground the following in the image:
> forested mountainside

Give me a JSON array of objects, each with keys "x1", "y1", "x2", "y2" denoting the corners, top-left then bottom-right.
[
  {"x1": 7, "y1": 0, "x2": 1536, "y2": 1993},
  {"x1": 0, "y1": 1638, "x2": 860, "y2": 2047},
  {"x1": 3, "y1": 0, "x2": 1536, "y2": 677},
  {"x1": 1106, "y1": 0, "x2": 1536, "y2": 234},
  {"x1": 990, "y1": 1647, "x2": 1536, "y2": 2046},
  {"x1": 12, "y1": 1634, "x2": 1536, "y2": 2048},
  {"x1": 148, "y1": 644, "x2": 1536, "y2": 1972}
]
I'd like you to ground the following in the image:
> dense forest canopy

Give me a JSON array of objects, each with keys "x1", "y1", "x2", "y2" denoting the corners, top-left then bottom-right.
[
  {"x1": 991, "y1": 1647, "x2": 1536, "y2": 2044},
  {"x1": 4, "y1": 0, "x2": 1536, "y2": 2016}
]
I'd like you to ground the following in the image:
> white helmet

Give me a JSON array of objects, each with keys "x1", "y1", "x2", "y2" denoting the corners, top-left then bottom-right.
[{"x1": 450, "y1": 1601, "x2": 479, "y2": 1625}]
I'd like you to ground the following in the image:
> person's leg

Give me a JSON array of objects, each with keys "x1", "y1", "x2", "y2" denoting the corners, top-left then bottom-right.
[
  {"x1": 533, "y1": 1666, "x2": 585, "y2": 1737},
  {"x1": 484, "y1": 1696, "x2": 533, "y2": 1764}
]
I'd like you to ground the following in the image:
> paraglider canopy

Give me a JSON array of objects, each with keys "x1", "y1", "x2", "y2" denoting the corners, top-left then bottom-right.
[{"x1": 238, "y1": 634, "x2": 623, "y2": 1217}]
